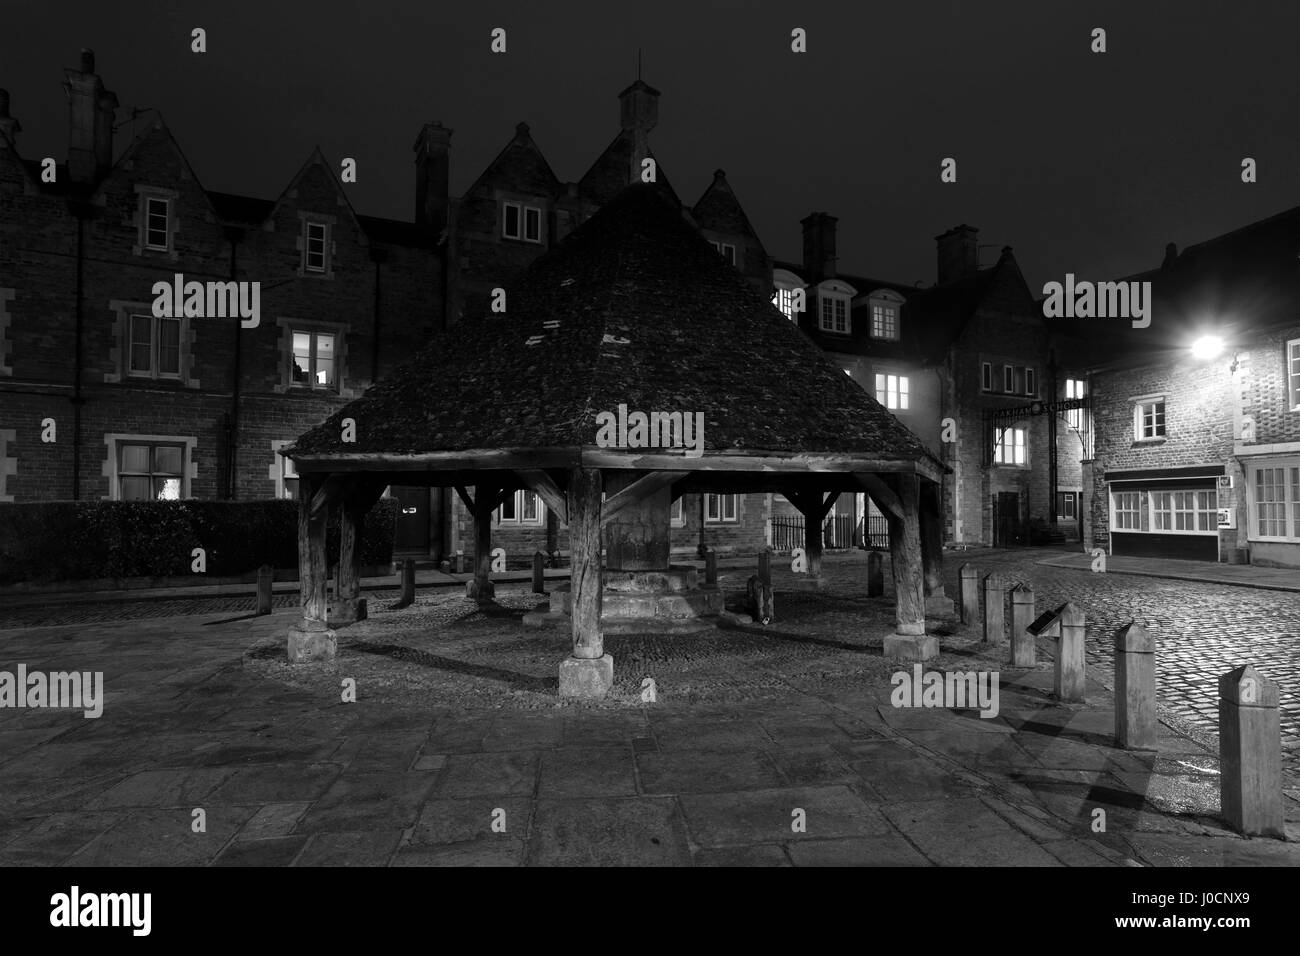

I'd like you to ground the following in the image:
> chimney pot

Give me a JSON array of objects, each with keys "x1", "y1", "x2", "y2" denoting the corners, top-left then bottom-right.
[
  {"x1": 414, "y1": 121, "x2": 453, "y2": 232},
  {"x1": 515, "y1": 121, "x2": 529, "y2": 137},
  {"x1": 935, "y1": 224, "x2": 979, "y2": 284}
]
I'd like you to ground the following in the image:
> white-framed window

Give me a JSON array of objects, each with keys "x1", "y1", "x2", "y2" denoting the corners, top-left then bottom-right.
[
  {"x1": 870, "y1": 303, "x2": 898, "y2": 340},
  {"x1": 1057, "y1": 491, "x2": 1078, "y2": 520},
  {"x1": 705, "y1": 493, "x2": 738, "y2": 523},
  {"x1": 1134, "y1": 398, "x2": 1166, "y2": 440},
  {"x1": 772, "y1": 287, "x2": 795, "y2": 321},
  {"x1": 117, "y1": 441, "x2": 186, "y2": 500},
  {"x1": 144, "y1": 196, "x2": 170, "y2": 251},
  {"x1": 709, "y1": 241, "x2": 736, "y2": 265},
  {"x1": 1003, "y1": 365, "x2": 1013, "y2": 392},
  {"x1": 304, "y1": 221, "x2": 330, "y2": 273},
  {"x1": 993, "y1": 426, "x2": 1027, "y2": 466},
  {"x1": 497, "y1": 489, "x2": 544, "y2": 525},
  {"x1": 1150, "y1": 490, "x2": 1216, "y2": 533},
  {"x1": 1025, "y1": 368, "x2": 1037, "y2": 397},
  {"x1": 670, "y1": 497, "x2": 684, "y2": 526},
  {"x1": 128, "y1": 313, "x2": 182, "y2": 380},
  {"x1": 291, "y1": 330, "x2": 337, "y2": 390},
  {"x1": 875, "y1": 373, "x2": 909, "y2": 410},
  {"x1": 0, "y1": 427, "x2": 15, "y2": 502},
  {"x1": 1065, "y1": 378, "x2": 1086, "y2": 430},
  {"x1": 981, "y1": 362, "x2": 992, "y2": 392},
  {"x1": 1249, "y1": 461, "x2": 1300, "y2": 541},
  {"x1": 771, "y1": 270, "x2": 803, "y2": 322},
  {"x1": 1112, "y1": 490, "x2": 1142, "y2": 530},
  {"x1": 503, "y1": 201, "x2": 543, "y2": 243},
  {"x1": 279, "y1": 452, "x2": 299, "y2": 500},
  {"x1": 1288, "y1": 339, "x2": 1300, "y2": 410},
  {"x1": 819, "y1": 296, "x2": 848, "y2": 334}
]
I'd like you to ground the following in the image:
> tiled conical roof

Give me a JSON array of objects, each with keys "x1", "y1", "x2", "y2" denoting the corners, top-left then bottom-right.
[{"x1": 288, "y1": 184, "x2": 942, "y2": 475}]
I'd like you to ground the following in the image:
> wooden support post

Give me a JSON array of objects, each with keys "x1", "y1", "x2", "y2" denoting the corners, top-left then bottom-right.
[
  {"x1": 982, "y1": 572, "x2": 1007, "y2": 645},
  {"x1": 1114, "y1": 623, "x2": 1156, "y2": 749},
  {"x1": 1055, "y1": 602, "x2": 1087, "y2": 702},
  {"x1": 256, "y1": 564, "x2": 273, "y2": 616},
  {"x1": 466, "y1": 484, "x2": 496, "y2": 604},
  {"x1": 704, "y1": 548, "x2": 717, "y2": 587},
  {"x1": 1009, "y1": 583, "x2": 1035, "y2": 667},
  {"x1": 803, "y1": 509, "x2": 824, "y2": 579},
  {"x1": 331, "y1": 499, "x2": 368, "y2": 626},
  {"x1": 395, "y1": 558, "x2": 415, "y2": 608},
  {"x1": 287, "y1": 476, "x2": 335, "y2": 663},
  {"x1": 1218, "y1": 665, "x2": 1283, "y2": 838},
  {"x1": 882, "y1": 474, "x2": 935, "y2": 660},
  {"x1": 919, "y1": 481, "x2": 952, "y2": 617},
  {"x1": 532, "y1": 550, "x2": 546, "y2": 594},
  {"x1": 559, "y1": 467, "x2": 612, "y2": 698},
  {"x1": 757, "y1": 550, "x2": 772, "y2": 591},
  {"x1": 866, "y1": 550, "x2": 884, "y2": 597},
  {"x1": 958, "y1": 563, "x2": 980, "y2": 625}
]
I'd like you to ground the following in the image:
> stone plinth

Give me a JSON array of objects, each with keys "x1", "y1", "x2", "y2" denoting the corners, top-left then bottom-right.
[
  {"x1": 884, "y1": 633, "x2": 939, "y2": 661},
  {"x1": 559, "y1": 654, "x2": 614, "y2": 699},
  {"x1": 287, "y1": 622, "x2": 336, "y2": 663}
]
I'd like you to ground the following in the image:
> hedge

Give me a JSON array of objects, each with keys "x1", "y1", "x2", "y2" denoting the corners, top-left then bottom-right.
[{"x1": 0, "y1": 498, "x2": 398, "y2": 585}]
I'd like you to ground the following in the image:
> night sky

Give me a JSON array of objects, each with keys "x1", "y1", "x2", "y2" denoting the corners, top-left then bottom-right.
[{"x1": 4, "y1": 0, "x2": 1297, "y2": 291}]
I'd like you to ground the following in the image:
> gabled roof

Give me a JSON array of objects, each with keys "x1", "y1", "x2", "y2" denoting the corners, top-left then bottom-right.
[
  {"x1": 107, "y1": 113, "x2": 220, "y2": 218},
  {"x1": 266, "y1": 146, "x2": 363, "y2": 232},
  {"x1": 693, "y1": 169, "x2": 761, "y2": 242},
  {"x1": 577, "y1": 130, "x2": 680, "y2": 207},
  {"x1": 289, "y1": 184, "x2": 942, "y2": 477},
  {"x1": 461, "y1": 122, "x2": 562, "y2": 200}
]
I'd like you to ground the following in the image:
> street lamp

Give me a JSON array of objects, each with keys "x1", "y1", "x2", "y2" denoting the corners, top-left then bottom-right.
[{"x1": 1191, "y1": 335, "x2": 1225, "y2": 361}]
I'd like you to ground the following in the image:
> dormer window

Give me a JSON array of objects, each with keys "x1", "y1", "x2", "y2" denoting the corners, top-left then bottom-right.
[
  {"x1": 771, "y1": 269, "x2": 804, "y2": 322},
  {"x1": 710, "y1": 241, "x2": 737, "y2": 266},
  {"x1": 304, "y1": 222, "x2": 329, "y2": 273},
  {"x1": 503, "y1": 201, "x2": 543, "y2": 243},
  {"x1": 867, "y1": 291, "x2": 904, "y2": 341},
  {"x1": 815, "y1": 280, "x2": 856, "y2": 335}
]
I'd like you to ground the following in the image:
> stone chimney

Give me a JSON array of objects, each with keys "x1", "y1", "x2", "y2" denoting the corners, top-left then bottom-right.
[
  {"x1": 1162, "y1": 242, "x2": 1178, "y2": 270},
  {"x1": 619, "y1": 79, "x2": 659, "y2": 185},
  {"x1": 801, "y1": 212, "x2": 838, "y2": 280},
  {"x1": 63, "y1": 49, "x2": 118, "y2": 186},
  {"x1": 935, "y1": 224, "x2": 979, "y2": 284},
  {"x1": 413, "y1": 121, "x2": 453, "y2": 232},
  {"x1": 0, "y1": 90, "x2": 20, "y2": 147}
]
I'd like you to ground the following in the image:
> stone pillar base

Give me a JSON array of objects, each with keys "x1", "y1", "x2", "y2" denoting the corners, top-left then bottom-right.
[
  {"x1": 465, "y1": 579, "x2": 495, "y2": 603},
  {"x1": 884, "y1": 633, "x2": 939, "y2": 661},
  {"x1": 558, "y1": 654, "x2": 614, "y2": 699},
  {"x1": 329, "y1": 597, "x2": 368, "y2": 627},
  {"x1": 287, "y1": 624, "x2": 337, "y2": 663}
]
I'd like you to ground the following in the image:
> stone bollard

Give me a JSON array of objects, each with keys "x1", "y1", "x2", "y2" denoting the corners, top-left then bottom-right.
[
  {"x1": 1009, "y1": 583, "x2": 1035, "y2": 667},
  {"x1": 1054, "y1": 603, "x2": 1087, "y2": 702},
  {"x1": 394, "y1": 559, "x2": 416, "y2": 609},
  {"x1": 1114, "y1": 623, "x2": 1157, "y2": 749},
  {"x1": 256, "y1": 564, "x2": 274, "y2": 615},
  {"x1": 704, "y1": 549, "x2": 717, "y2": 587},
  {"x1": 866, "y1": 550, "x2": 884, "y2": 597},
  {"x1": 455, "y1": 551, "x2": 467, "y2": 574},
  {"x1": 532, "y1": 550, "x2": 546, "y2": 594},
  {"x1": 1218, "y1": 665, "x2": 1283, "y2": 838},
  {"x1": 758, "y1": 550, "x2": 772, "y2": 592},
  {"x1": 982, "y1": 573, "x2": 1006, "y2": 645},
  {"x1": 959, "y1": 563, "x2": 979, "y2": 625}
]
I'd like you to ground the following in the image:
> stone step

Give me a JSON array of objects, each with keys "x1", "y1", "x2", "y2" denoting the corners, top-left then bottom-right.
[{"x1": 548, "y1": 584, "x2": 724, "y2": 619}]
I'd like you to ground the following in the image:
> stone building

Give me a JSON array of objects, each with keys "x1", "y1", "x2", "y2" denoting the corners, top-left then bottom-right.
[{"x1": 1081, "y1": 206, "x2": 1300, "y2": 567}]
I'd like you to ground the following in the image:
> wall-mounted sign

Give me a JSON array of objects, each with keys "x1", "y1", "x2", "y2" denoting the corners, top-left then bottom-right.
[
  {"x1": 1217, "y1": 475, "x2": 1233, "y2": 489},
  {"x1": 1217, "y1": 508, "x2": 1236, "y2": 529}
]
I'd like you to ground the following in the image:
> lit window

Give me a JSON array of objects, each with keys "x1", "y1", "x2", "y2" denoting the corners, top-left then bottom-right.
[
  {"x1": 1065, "y1": 378, "x2": 1086, "y2": 429},
  {"x1": 993, "y1": 427, "x2": 1026, "y2": 465},
  {"x1": 1288, "y1": 339, "x2": 1300, "y2": 410},
  {"x1": 118, "y1": 442, "x2": 184, "y2": 500},
  {"x1": 304, "y1": 221, "x2": 329, "y2": 273},
  {"x1": 874, "y1": 373, "x2": 909, "y2": 410},
  {"x1": 292, "y1": 331, "x2": 336, "y2": 389},
  {"x1": 705, "y1": 493, "x2": 738, "y2": 522},
  {"x1": 128, "y1": 313, "x2": 182, "y2": 379},
  {"x1": 1112, "y1": 490, "x2": 1142, "y2": 530},
  {"x1": 772, "y1": 287, "x2": 796, "y2": 321},
  {"x1": 144, "y1": 197, "x2": 170, "y2": 251},
  {"x1": 981, "y1": 362, "x2": 992, "y2": 391},
  {"x1": 1135, "y1": 400, "x2": 1166, "y2": 440},
  {"x1": 870, "y1": 303, "x2": 898, "y2": 340}
]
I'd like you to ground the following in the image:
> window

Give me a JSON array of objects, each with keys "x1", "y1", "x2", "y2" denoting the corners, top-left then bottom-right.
[
  {"x1": 1065, "y1": 378, "x2": 1086, "y2": 430},
  {"x1": 981, "y1": 362, "x2": 992, "y2": 392},
  {"x1": 874, "y1": 373, "x2": 910, "y2": 410},
  {"x1": 503, "y1": 202, "x2": 521, "y2": 239},
  {"x1": 118, "y1": 442, "x2": 185, "y2": 500},
  {"x1": 870, "y1": 303, "x2": 898, "y2": 340},
  {"x1": 128, "y1": 313, "x2": 181, "y2": 379},
  {"x1": 1150, "y1": 490, "x2": 1215, "y2": 533},
  {"x1": 670, "y1": 497, "x2": 684, "y2": 526},
  {"x1": 503, "y1": 201, "x2": 543, "y2": 243},
  {"x1": 144, "y1": 197, "x2": 170, "y2": 251},
  {"x1": 524, "y1": 206, "x2": 542, "y2": 243},
  {"x1": 993, "y1": 426, "x2": 1026, "y2": 465},
  {"x1": 709, "y1": 241, "x2": 736, "y2": 265},
  {"x1": 1288, "y1": 339, "x2": 1300, "y2": 410},
  {"x1": 1135, "y1": 399, "x2": 1166, "y2": 440},
  {"x1": 497, "y1": 490, "x2": 544, "y2": 525},
  {"x1": 705, "y1": 493, "x2": 738, "y2": 522},
  {"x1": 772, "y1": 287, "x2": 796, "y2": 321},
  {"x1": 1056, "y1": 491, "x2": 1078, "y2": 520},
  {"x1": 1112, "y1": 490, "x2": 1142, "y2": 530},
  {"x1": 292, "y1": 331, "x2": 336, "y2": 389},
  {"x1": 1252, "y1": 465, "x2": 1300, "y2": 540},
  {"x1": 1003, "y1": 365, "x2": 1013, "y2": 392},
  {"x1": 1024, "y1": 368, "x2": 1036, "y2": 397},
  {"x1": 304, "y1": 221, "x2": 329, "y2": 273},
  {"x1": 819, "y1": 295, "x2": 849, "y2": 334}
]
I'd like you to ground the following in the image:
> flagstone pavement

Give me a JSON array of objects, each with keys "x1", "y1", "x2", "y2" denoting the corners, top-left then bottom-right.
[{"x1": 0, "y1": 566, "x2": 1297, "y2": 866}]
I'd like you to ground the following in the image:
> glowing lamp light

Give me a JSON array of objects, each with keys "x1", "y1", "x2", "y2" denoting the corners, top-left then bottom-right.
[{"x1": 1191, "y1": 335, "x2": 1224, "y2": 361}]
